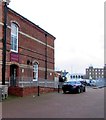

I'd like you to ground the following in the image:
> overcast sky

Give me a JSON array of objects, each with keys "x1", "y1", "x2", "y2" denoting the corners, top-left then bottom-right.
[{"x1": 9, "y1": 0, "x2": 104, "y2": 74}]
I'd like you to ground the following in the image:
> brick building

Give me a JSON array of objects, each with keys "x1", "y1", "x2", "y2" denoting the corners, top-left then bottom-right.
[
  {"x1": 104, "y1": 64, "x2": 106, "y2": 78},
  {"x1": 0, "y1": 1, "x2": 55, "y2": 96},
  {"x1": 85, "y1": 66, "x2": 104, "y2": 79}
]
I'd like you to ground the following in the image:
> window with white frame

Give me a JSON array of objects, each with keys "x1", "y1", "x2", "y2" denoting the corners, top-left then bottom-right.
[
  {"x1": 11, "y1": 23, "x2": 18, "y2": 52},
  {"x1": 89, "y1": 72, "x2": 91, "y2": 75},
  {"x1": 33, "y1": 63, "x2": 38, "y2": 81}
]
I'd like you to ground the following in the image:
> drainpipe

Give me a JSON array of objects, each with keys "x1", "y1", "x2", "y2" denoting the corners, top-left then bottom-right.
[
  {"x1": 45, "y1": 34, "x2": 47, "y2": 80},
  {"x1": 2, "y1": 0, "x2": 9, "y2": 85}
]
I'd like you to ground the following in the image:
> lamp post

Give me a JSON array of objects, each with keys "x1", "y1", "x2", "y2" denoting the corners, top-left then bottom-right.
[{"x1": 2, "y1": 0, "x2": 10, "y2": 85}]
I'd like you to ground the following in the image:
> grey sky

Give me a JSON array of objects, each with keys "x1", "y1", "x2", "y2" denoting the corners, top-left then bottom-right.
[{"x1": 9, "y1": 0, "x2": 104, "y2": 74}]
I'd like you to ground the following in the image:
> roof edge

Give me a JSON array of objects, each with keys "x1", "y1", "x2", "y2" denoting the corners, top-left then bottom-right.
[{"x1": 8, "y1": 7, "x2": 56, "y2": 40}]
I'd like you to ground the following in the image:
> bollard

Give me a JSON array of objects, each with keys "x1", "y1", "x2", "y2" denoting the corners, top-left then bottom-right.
[{"x1": 38, "y1": 86, "x2": 40, "y2": 96}]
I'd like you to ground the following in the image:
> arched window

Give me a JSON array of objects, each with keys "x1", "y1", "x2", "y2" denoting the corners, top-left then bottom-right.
[
  {"x1": 33, "y1": 63, "x2": 38, "y2": 81},
  {"x1": 11, "y1": 22, "x2": 18, "y2": 52}
]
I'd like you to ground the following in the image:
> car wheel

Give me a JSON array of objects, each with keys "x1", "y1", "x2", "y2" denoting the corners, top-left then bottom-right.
[
  {"x1": 77, "y1": 88, "x2": 81, "y2": 93},
  {"x1": 63, "y1": 90, "x2": 66, "y2": 94},
  {"x1": 83, "y1": 87, "x2": 86, "y2": 92}
]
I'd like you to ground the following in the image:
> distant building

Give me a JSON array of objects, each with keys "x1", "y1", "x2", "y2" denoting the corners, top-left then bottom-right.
[
  {"x1": 70, "y1": 73, "x2": 84, "y2": 79},
  {"x1": 85, "y1": 66, "x2": 104, "y2": 79},
  {"x1": 56, "y1": 70, "x2": 71, "y2": 81},
  {"x1": 104, "y1": 64, "x2": 106, "y2": 78}
]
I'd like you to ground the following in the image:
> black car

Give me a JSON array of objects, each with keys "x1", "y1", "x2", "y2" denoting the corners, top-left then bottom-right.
[{"x1": 62, "y1": 80, "x2": 86, "y2": 94}]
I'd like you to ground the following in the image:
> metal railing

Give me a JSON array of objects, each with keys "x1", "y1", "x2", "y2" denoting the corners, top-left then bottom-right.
[
  {"x1": 35, "y1": 78, "x2": 59, "y2": 88},
  {"x1": 0, "y1": 77, "x2": 60, "y2": 99},
  {"x1": 9, "y1": 77, "x2": 59, "y2": 88}
]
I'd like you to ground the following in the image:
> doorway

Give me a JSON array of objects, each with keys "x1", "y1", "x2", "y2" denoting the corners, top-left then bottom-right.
[{"x1": 10, "y1": 64, "x2": 18, "y2": 86}]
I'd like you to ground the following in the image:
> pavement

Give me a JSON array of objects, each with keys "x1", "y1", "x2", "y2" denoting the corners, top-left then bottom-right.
[{"x1": 1, "y1": 87, "x2": 105, "y2": 119}]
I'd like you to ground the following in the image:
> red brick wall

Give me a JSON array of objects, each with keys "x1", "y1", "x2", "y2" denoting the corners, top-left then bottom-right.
[
  {"x1": 0, "y1": 3, "x2": 55, "y2": 99},
  {"x1": 8, "y1": 86, "x2": 58, "y2": 97},
  {"x1": 0, "y1": 26, "x2": 3, "y2": 39},
  {"x1": 0, "y1": 65, "x2": 2, "y2": 81},
  {"x1": 1, "y1": 6, "x2": 55, "y2": 82},
  {"x1": 0, "y1": 2, "x2": 3, "y2": 82}
]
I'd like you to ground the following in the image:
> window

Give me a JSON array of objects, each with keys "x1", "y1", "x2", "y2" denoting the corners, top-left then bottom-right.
[
  {"x1": 33, "y1": 63, "x2": 38, "y2": 81},
  {"x1": 11, "y1": 23, "x2": 18, "y2": 52}
]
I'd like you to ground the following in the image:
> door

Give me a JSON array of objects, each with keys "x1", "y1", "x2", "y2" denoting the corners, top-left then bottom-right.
[{"x1": 10, "y1": 65, "x2": 18, "y2": 86}]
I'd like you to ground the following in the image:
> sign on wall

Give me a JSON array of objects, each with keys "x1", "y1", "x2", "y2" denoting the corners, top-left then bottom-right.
[{"x1": 10, "y1": 52, "x2": 19, "y2": 62}]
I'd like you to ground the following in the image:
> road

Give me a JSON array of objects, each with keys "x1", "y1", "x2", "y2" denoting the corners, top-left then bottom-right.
[{"x1": 2, "y1": 87, "x2": 105, "y2": 118}]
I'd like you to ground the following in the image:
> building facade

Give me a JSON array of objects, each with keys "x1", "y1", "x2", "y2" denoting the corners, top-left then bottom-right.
[
  {"x1": 56, "y1": 70, "x2": 71, "y2": 81},
  {"x1": 70, "y1": 73, "x2": 84, "y2": 79},
  {"x1": 0, "y1": 2, "x2": 55, "y2": 96},
  {"x1": 85, "y1": 66, "x2": 104, "y2": 79},
  {"x1": 104, "y1": 64, "x2": 106, "y2": 78}
]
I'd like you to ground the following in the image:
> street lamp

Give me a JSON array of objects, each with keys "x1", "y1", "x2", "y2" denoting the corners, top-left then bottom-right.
[
  {"x1": 1, "y1": 0, "x2": 10, "y2": 5},
  {"x1": 2, "y1": 0, "x2": 10, "y2": 85}
]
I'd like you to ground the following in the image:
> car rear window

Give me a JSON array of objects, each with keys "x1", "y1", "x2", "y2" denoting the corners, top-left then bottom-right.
[
  {"x1": 66, "y1": 81, "x2": 76, "y2": 85},
  {"x1": 64, "y1": 81, "x2": 81, "y2": 85}
]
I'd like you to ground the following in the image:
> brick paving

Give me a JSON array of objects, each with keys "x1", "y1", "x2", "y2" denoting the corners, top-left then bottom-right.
[{"x1": 1, "y1": 87, "x2": 105, "y2": 118}]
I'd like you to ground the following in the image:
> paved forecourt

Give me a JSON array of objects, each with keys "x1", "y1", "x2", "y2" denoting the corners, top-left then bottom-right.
[{"x1": 2, "y1": 87, "x2": 105, "y2": 118}]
